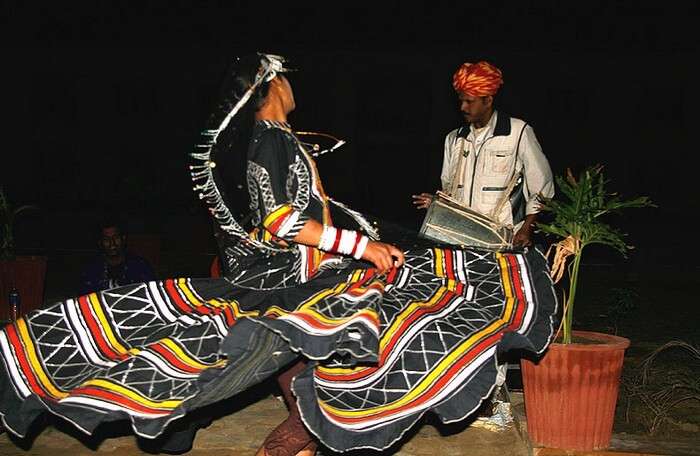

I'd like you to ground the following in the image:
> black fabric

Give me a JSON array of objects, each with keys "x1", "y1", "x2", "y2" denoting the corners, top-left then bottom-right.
[
  {"x1": 460, "y1": 112, "x2": 512, "y2": 137},
  {"x1": 249, "y1": 127, "x2": 299, "y2": 210},
  {"x1": 508, "y1": 122, "x2": 529, "y2": 226}
]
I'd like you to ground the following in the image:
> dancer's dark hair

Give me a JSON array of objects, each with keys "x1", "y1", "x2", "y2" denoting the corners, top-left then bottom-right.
[
  {"x1": 207, "y1": 55, "x2": 272, "y2": 159},
  {"x1": 190, "y1": 53, "x2": 291, "y2": 253},
  {"x1": 207, "y1": 55, "x2": 271, "y2": 224}
]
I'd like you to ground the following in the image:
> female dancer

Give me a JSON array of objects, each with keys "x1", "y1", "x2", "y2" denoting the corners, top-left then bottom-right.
[{"x1": 0, "y1": 54, "x2": 556, "y2": 455}]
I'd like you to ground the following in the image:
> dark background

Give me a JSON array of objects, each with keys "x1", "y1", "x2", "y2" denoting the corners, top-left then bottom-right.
[{"x1": 2, "y1": 1, "x2": 698, "y2": 273}]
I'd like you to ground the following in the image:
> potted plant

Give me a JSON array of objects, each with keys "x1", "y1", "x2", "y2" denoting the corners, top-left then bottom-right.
[
  {"x1": 0, "y1": 188, "x2": 46, "y2": 321},
  {"x1": 520, "y1": 166, "x2": 654, "y2": 451}
]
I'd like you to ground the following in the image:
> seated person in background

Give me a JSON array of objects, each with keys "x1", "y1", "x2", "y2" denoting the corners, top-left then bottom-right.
[{"x1": 79, "y1": 217, "x2": 155, "y2": 294}]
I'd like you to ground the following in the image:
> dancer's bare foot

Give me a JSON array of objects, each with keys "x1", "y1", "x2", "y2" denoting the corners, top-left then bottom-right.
[
  {"x1": 255, "y1": 441, "x2": 316, "y2": 456},
  {"x1": 297, "y1": 441, "x2": 317, "y2": 456},
  {"x1": 257, "y1": 359, "x2": 317, "y2": 456},
  {"x1": 255, "y1": 414, "x2": 317, "y2": 456}
]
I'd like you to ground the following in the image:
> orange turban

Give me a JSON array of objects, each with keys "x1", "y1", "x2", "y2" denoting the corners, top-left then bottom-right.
[{"x1": 452, "y1": 61, "x2": 503, "y2": 97}]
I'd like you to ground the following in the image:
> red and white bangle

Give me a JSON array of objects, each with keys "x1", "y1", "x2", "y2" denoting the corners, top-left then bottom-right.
[
  {"x1": 318, "y1": 226, "x2": 369, "y2": 260},
  {"x1": 352, "y1": 235, "x2": 369, "y2": 259},
  {"x1": 318, "y1": 225, "x2": 338, "y2": 251}
]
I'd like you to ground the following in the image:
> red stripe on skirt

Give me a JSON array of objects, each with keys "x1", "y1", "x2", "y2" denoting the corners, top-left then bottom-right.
[
  {"x1": 505, "y1": 254, "x2": 527, "y2": 329},
  {"x1": 325, "y1": 328, "x2": 503, "y2": 424},
  {"x1": 316, "y1": 283, "x2": 463, "y2": 382},
  {"x1": 70, "y1": 386, "x2": 172, "y2": 415},
  {"x1": 164, "y1": 280, "x2": 195, "y2": 314},
  {"x1": 380, "y1": 282, "x2": 463, "y2": 363},
  {"x1": 77, "y1": 295, "x2": 125, "y2": 361},
  {"x1": 286, "y1": 311, "x2": 379, "y2": 332},
  {"x1": 4, "y1": 324, "x2": 49, "y2": 398},
  {"x1": 444, "y1": 250, "x2": 455, "y2": 280},
  {"x1": 150, "y1": 343, "x2": 203, "y2": 374}
]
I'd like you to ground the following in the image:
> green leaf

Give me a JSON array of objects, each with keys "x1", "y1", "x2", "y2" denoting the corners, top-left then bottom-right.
[{"x1": 536, "y1": 165, "x2": 655, "y2": 343}]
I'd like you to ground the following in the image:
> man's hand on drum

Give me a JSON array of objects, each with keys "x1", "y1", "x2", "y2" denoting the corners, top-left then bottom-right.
[
  {"x1": 512, "y1": 214, "x2": 537, "y2": 248},
  {"x1": 512, "y1": 229, "x2": 532, "y2": 248},
  {"x1": 412, "y1": 193, "x2": 433, "y2": 209},
  {"x1": 362, "y1": 241, "x2": 405, "y2": 274}
]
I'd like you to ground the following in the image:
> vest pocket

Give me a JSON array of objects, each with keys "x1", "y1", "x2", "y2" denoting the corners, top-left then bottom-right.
[
  {"x1": 487, "y1": 149, "x2": 514, "y2": 176},
  {"x1": 481, "y1": 186, "x2": 507, "y2": 204}
]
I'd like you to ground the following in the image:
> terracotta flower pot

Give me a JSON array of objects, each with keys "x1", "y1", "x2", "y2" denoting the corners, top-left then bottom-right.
[
  {"x1": 0, "y1": 255, "x2": 48, "y2": 321},
  {"x1": 520, "y1": 330, "x2": 630, "y2": 451}
]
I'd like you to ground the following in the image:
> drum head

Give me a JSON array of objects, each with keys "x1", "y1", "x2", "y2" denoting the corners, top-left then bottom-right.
[{"x1": 419, "y1": 194, "x2": 513, "y2": 249}]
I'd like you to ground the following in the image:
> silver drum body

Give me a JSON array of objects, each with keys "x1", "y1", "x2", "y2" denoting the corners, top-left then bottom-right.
[{"x1": 419, "y1": 192, "x2": 513, "y2": 250}]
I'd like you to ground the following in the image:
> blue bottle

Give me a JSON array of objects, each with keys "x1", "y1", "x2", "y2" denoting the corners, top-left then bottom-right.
[{"x1": 9, "y1": 286, "x2": 20, "y2": 321}]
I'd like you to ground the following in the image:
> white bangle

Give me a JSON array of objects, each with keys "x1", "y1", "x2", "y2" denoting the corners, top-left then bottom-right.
[
  {"x1": 318, "y1": 225, "x2": 337, "y2": 251},
  {"x1": 338, "y1": 229, "x2": 356, "y2": 255},
  {"x1": 318, "y1": 225, "x2": 369, "y2": 260},
  {"x1": 353, "y1": 235, "x2": 369, "y2": 259}
]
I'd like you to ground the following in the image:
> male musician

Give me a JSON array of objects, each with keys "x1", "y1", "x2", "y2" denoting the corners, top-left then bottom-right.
[{"x1": 413, "y1": 61, "x2": 554, "y2": 247}]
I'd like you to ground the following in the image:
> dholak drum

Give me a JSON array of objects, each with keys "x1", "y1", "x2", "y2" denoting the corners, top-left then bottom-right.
[{"x1": 419, "y1": 192, "x2": 513, "y2": 249}]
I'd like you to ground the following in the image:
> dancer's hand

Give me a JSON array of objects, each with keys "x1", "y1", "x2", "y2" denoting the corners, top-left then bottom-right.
[
  {"x1": 412, "y1": 193, "x2": 433, "y2": 209},
  {"x1": 362, "y1": 241, "x2": 405, "y2": 273}
]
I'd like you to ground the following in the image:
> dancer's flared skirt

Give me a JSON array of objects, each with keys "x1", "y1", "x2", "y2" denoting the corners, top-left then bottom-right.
[{"x1": 0, "y1": 247, "x2": 556, "y2": 451}]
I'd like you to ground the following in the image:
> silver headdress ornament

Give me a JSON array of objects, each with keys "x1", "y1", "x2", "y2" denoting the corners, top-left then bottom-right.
[
  {"x1": 214, "y1": 54, "x2": 289, "y2": 138},
  {"x1": 189, "y1": 53, "x2": 291, "y2": 252}
]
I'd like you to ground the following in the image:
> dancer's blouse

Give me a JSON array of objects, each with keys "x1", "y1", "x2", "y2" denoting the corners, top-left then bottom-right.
[{"x1": 247, "y1": 120, "x2": 339, "y2": 280}]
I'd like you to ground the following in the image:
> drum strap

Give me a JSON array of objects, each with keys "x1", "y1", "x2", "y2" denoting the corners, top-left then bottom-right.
[{"x1": 448, "y1": 127, "x2": 469, "y2": 197}]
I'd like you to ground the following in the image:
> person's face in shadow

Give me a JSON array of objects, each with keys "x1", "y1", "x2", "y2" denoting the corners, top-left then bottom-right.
[
  {"x1": 458, "y1": 93, "x2": 493, "y2": 127},
  {"x1": 100, "y1": 226, "x2": 125, "y2": 259}
]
